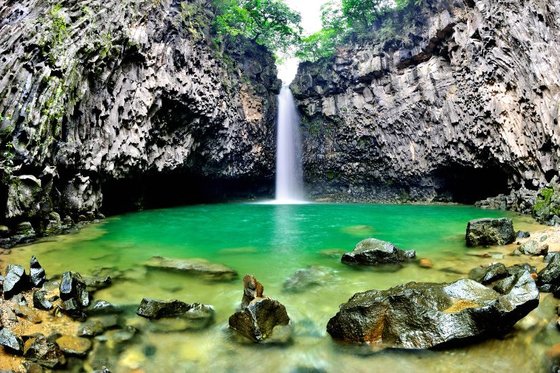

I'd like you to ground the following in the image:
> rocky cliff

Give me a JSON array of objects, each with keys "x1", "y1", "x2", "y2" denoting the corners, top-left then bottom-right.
[
  {"x1": 292, "y1": 0, "x2": 560, "y2": 203},
  {"x1": 0, "y1": 0, "x2": 280, "y2": 242}
]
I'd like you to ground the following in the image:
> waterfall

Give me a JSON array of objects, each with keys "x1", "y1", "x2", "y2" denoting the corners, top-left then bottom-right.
[{"x1": 275, "y1": 86, "x2": 305, "y2": 203}]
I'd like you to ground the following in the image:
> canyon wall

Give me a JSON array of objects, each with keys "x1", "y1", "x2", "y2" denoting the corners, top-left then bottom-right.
[
  {"x1": 292, "y1": 0, "x2": 560, "y2": 203},
  {"x1": 0, "y1": 0, "x2": 280, "y2": 241}
]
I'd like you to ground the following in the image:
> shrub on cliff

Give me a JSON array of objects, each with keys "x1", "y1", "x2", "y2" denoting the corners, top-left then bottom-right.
[{"x1": 533, "y1": 182, "x2": 560, "y2": 225}]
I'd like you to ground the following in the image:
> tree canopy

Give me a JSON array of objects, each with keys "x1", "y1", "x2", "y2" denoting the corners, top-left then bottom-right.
[
  {"x1": 214, "y1": 0, "x2": 302, "y2": 54},
  {"x1": 296, "y1": 0, "x2": 423, "y2": 62}
]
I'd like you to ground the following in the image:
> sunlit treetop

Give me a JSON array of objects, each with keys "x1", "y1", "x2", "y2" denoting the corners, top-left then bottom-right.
[{"x1": 214, "y1": 0, "x2": 303, "y2": 54}]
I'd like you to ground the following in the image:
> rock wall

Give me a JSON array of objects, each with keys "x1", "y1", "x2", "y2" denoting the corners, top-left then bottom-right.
[
  {"x1": 0, "y1": 0, "x2": 280, "y2": 239},
  {"x1": 292, "y1": 0, "x2": 560, "y2": 203}
]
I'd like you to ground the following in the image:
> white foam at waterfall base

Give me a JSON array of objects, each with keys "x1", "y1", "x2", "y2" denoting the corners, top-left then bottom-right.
[{"x1": 275, "y1": 86, "x2": 305, "y2": 203}]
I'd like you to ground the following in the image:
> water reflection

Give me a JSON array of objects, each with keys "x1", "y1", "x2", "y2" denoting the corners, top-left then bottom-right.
[{"x1": 272, "y1": 204, "x2": 302, "y2": 255}]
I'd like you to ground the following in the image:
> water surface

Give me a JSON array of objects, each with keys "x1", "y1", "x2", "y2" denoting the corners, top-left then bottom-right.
[{"x1": 7, "y1": 203, "x2": 557, "y2": 372}]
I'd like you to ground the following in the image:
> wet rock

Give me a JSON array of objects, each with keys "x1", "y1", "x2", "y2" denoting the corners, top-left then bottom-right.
[
  {"x1": 30, "y1": 256, "x2": 46, "y2": 287},
  {"x1": 283, "y1": 266, "x2": 335, "y2": 292},
  {"x1": 537, "y1": 254, "x2": 560, "y2": 295},
  {"x1": 516, "y1": 231, "x2": 531, "y2": 239},
  {"x1": 60, "y1": 299, "x2": 87, "y2": 321},
  {"x1": 33, "y1": 290, "x2": 53, "y2": 311},
  {"x1": 468, "y1": 263, "x2": 509, "y2": 284},
  {"x1": 465, "y1": 218, "x2": 515, "y2": 247},
  {"x1": 137, "y1": 299, "x2": 192, "y2": 319},
  {"x1": 3, "y1": 264, "x2": 28, "y2": 299},
  {"x1": 545, "y1": 252, "x2": 560, "y2": 263},
  {"x1": 145, "y1": 256, "x2": 238, "y2": 281},
  {"x1": 24, "y1": 334, "x2": 66, "y2": 368},
  {"x1": 0, "y1": 328, "x2": 23, "y2": 353},
  {"x1": 87, "y1": 300, "x2": 122, "y2": 316},
  {"x1": 341, "y1": 238, "x2": 416, "y2": 266},
  {"x1": 136, "y1": 298, "x2": 215, "y2": 329},
  {"x1": 517, "y1": 239, "x2": 549, "y2": 256},
  {"x1": 326, "y1": 272, "x2": 539, "y2": 349},
  {"x1": 229, "y1": 275, "x2": 291, "y2": 343},
  {"x1": 55, "y1": 335, "x2": 92, "y2": 357},
  {"x1": 59, "y1": 272, "x2": 89, "y2": 308},
  {"x1": 83, "y1": 275, "x2": 112, "y2": 292},
  {"x1": 78, "y1": 320, "x2": 106, "y2": 337}
]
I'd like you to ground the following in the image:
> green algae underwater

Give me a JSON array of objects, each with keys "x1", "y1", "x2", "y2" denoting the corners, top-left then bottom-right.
[{"x1": 6, "y1": 203, "x2": 559, "y2": 372}]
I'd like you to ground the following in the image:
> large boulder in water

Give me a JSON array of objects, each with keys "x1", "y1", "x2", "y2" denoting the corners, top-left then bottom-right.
[
  {"x1": 327, "y1": 271, "x2": 539, "y2": 349},
  {"x1": 145, "y1": 256, "x2": 238, "y2": 281},
  {"x1": 229, "y1": 275, "x2": 291, "y2": 343},
  {"x1": 341, "y1": 238, "x2": 416, "y2": 266},
  {"x1": 465, "y1": 218, "x2": 515, "y2": 247}
]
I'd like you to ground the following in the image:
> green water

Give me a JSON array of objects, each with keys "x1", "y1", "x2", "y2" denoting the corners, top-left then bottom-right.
[{"x1": 7, "y1": 203, "x2": 557, "y2": 372}]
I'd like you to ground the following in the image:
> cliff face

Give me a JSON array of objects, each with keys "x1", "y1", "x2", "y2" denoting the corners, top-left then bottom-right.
[
  {"x1": 0, "y1": 0, "x2": 280, "y2": 238},
  {"x1": 292, "y1": 0, "x2": 560, "y2": 203}
]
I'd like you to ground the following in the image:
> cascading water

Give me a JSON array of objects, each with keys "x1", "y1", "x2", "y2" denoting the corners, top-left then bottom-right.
[{"x1": 275, "y1": 86, "x2": 305, "y2": 203}]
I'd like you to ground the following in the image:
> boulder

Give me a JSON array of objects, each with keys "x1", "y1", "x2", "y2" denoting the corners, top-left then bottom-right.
[
  {"x1": 87, "y1": 300, "x2": 121, "y2": 316},
  {"x1": 55, "y1": 335, "x2": 93, "y2": 357},
  {"x1": 59, "y1": 272, "x2": 89, "y2": 308},
  {"x1": 83, "y1": 275, "x2": 112, "y2": 292},
  {"x1": 136, "y1": 298, "x2": 215, "y2": 330},
  {"x1": 24, "y1": 334, "x2": 66, "y2": 368},
  {"x1": 468, "y1": 263, "x2": 509, "y2": 284},
  {"x1": 0, "y1": 328, "x2": 23, "y2": 353},
  {"x1": 341, "y1": 238, "x2": 416, "y2": 266},
  {"x1": 29, "y1": 256, "x2": 46, "y2": 287},
  {"x1": 283, "y1": 266, "x2": 335, "y2": 292},
  {"x1": 33, "y1": 290, "x2": 53, "y2": 311},
  {"x1": 327, "y1": 271, "x2": 539, "y2": 349},
  {"x1": 3, "y1": 264, "x2": 28, "y2": 299},
  {"x1": 537, "y1": 254, "x2": 560, "y2": 296},
  {"x1": 517, "y1": 239, "x2": 549, "y2": 256},
  {"x1": 145, "y1": 256, "x2": 238, "y2": 281},
  {"x1": 14, "y1": 305, "x2": 42, "y2": 324},
  {"x1": 229, "y1": 275, "x2": 291, "y2": 343},
  {"x1": 465, "y1": 218, "x2": 515, "y2": 247}
]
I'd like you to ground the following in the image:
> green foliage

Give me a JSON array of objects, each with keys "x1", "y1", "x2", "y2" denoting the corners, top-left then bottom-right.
[
  {"x1": 341, "y1": 0, "x2": 389, "y2": 32},
  {"x1": 533, "y1": 186, "x2": 560, "y2": 219},
  {"x1": 214, "y1": 0, "x2": 302, "y2": 53},
  {"x1": 297, "y1": 0, "x2": 423, "y2": 62},
  {"x1": 38, "y1": 4, "x2": 70, "y2": 65},
  {"x1": 296, "y1": 1, "x2": 346, "y2": 62}
]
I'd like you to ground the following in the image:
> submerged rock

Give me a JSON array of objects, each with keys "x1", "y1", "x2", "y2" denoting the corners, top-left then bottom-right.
[
  {"x1": 0, "y1": 328, "x2": 23, "y2": 353},
  {"x1": 29, "y1": 256, "x2": 46, "y2": 287},
  {"x1": 327, "y1": 271, "x2": 539, "y2": 349},
  {"x1": 465, "y1": 218, "x2": 515, "y2": 247},
  {"x1": 229, "y1": 275, "x2": 291, "y2": 343},
  {"x1": 137, "y1": 299, "x2": 193, "y2": 319},
  {"x1": 145, "y1": 256, "x2": 238, "y2": 281},
  {"x1": 341, "y1": 238, "x2": 416, "y2": 266},
  {"x1": 3, "y1": 264, "x2": 28, "y2": 299},
  {"x1": 283, "y1": 266, "x2": 335, "y2": 292},
  {"x1": 55, "y1": 335, "x2": 93, "y2": 357},
  {"x1": 136, "y1": 298, "x2": 215, "y2": 330}
]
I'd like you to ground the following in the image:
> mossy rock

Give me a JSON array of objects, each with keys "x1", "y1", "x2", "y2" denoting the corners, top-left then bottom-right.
[{"x1": 533, "y1": 184, "x2": 560, "y2": 224}]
